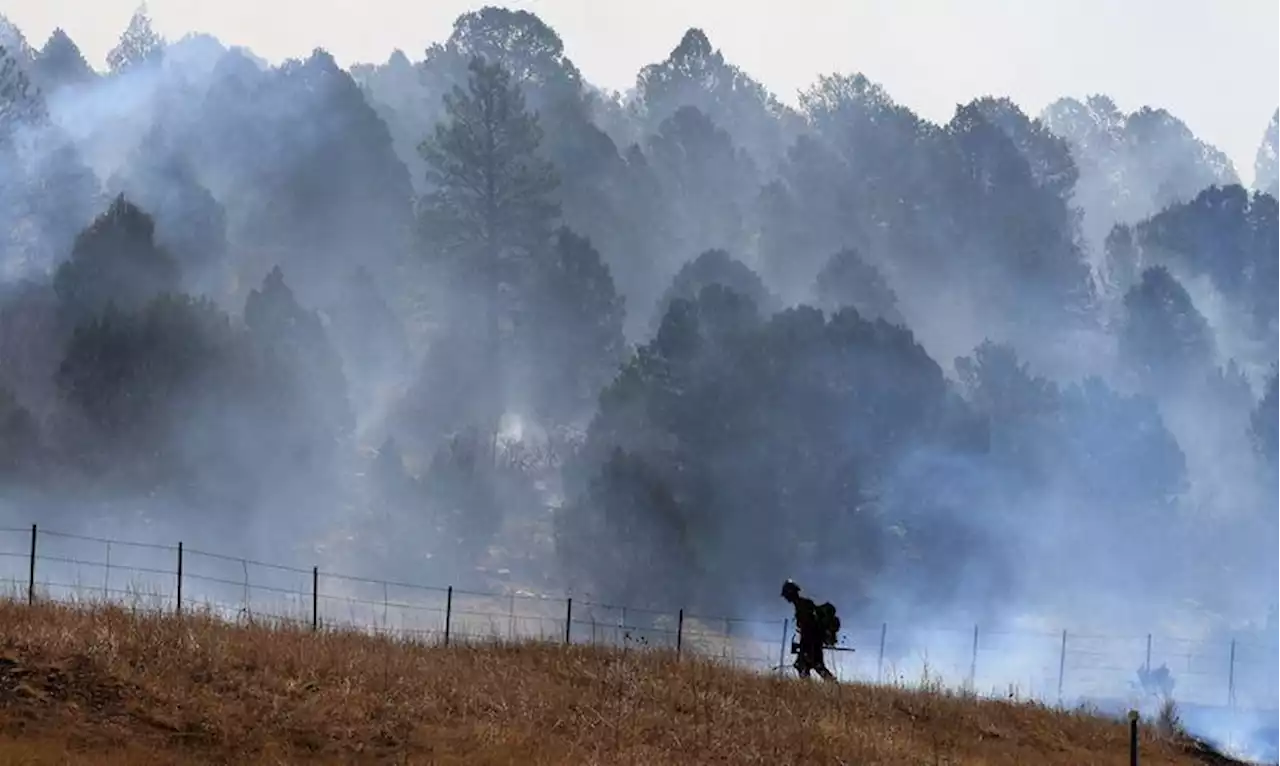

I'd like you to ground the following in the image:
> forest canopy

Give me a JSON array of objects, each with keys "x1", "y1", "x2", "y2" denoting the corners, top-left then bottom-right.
[{"x1": 0, "y1": 7, "x2": 1274, "y2": 655}]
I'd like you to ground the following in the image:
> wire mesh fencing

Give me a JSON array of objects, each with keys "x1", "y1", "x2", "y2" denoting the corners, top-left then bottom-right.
[{"x1": 0, "y1": 523, "x2": 1273, "y2": 715}]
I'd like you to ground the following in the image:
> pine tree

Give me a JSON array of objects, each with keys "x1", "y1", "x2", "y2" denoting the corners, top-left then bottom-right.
[
  {"x1": 34, "y1": 29, "x2": 95, "y2": 91},
  {"x1": 527, "y1": 227, "x2": 626, "y2": 422},
  {"x1": 0, "y1": 43, "x2": 44, "y2": 133},
  {"x1": 652, "y1": 249, "x2": 773, "y2": 332},
  {"x1": 418, "y1": 55, "x2": 559, "y2": 301},
  {"x1": 107, "y1": 3, "x2": 165, "y2": 74},
  {"x1": 812, "y1": 248, "x2": 905, "y2": 326},
  {"x1": 415, "y1": 54, "x2": 561, "y2": 433},
  {"x1": 108, "y1": 124, "x2": 229, "y2": 296},
  {"x1": 0, "y1": 15, "x2": 33, "y2": 67},
  {"x1": 244, "y1": 266, "x2": 353, "y2": 447},
  {"x1": 1119, "y1": 266, "x2": 1215, "y2": 388},
  {"x1": 1254, "y1": 109, "x2": 1277, "y2": 199},
  {"x1": 52, "y1": 195, "x2": 180, "y2": 326}
]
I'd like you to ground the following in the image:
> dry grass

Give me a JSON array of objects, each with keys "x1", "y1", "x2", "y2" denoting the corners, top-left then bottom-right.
[{"x1": 0, "y1": 599, "x2": 1239, "y2": 765}]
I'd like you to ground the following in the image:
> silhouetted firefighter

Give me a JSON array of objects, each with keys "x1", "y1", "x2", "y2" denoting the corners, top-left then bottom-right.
[{"x1": 780, "y1": 579, "x2": 839, "y2": 681}]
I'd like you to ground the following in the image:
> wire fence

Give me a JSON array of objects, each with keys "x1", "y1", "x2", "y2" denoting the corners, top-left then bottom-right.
[
  {"x1": 0, "y1": 524, "x2": 788, "y2": 672},
  {"x1": 0, "y1": 523, "x2": 1275, "y2": 717}
]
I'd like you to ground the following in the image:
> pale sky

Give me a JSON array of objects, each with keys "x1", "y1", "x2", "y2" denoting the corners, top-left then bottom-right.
[{"x1": 6, "y1": 1, "x2": 1278, "y2": 182}]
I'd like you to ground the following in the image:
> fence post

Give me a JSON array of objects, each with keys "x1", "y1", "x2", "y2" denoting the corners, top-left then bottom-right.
[
  {"x1": 176, "y1": 542, "x2": 183, "y2": 615},
  {"x1": 725, "y1": 617, "x2": 733, "y2": 667},
  {"x1": 969, "y1": 624, "x2": 979, "y2": 690},
  {"x1": 1129, "y1": 709, "x2": 1139, "y2": 766},
  {"x1": 508, "y1": 594, "x2": 516, "y2": 641},
  {"x1": 27, "y1": 523, "x2": 36, "y2": 606},
  {"x1": 311, "y1": 567, "x2": 318, "y2": 632},
  {"x1": 564, "y1": 597, "x2": 571, "y2": 645},
  {"x1": 444, "y1": 586, "x2": 453, "y2": 646},
  {"x1": 1227, "y1": 639, "x2": 1236, "y2": 708},
  {"x1": 778, "y1": 618, "x2": 789, "y2": 676},
  {"x1": 1057, "y1": 629, "x2": 1068, "y2": 702},
  {"x1": 877, "y1": 622, "x2": 887, "y2": 683},
  {"x1": 676, "y1": 608, "x2": 684, "y2": 658}
]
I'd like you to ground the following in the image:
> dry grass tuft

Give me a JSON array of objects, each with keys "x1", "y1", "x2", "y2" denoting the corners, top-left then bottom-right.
[
  {"x1": 1156, "y1": 697, "x2": 1185, "y2": 740},
  {"x1": 0, "y1": 599, "x2": 1241, "y2": 764}
]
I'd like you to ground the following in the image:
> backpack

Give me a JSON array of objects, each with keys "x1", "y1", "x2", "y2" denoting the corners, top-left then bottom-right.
[{"x1": 815, "y1": 602, "x2": 840, "y2": 646}]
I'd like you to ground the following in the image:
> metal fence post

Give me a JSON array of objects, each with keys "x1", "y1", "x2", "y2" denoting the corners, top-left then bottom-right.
[
  {"x1": 1129, "y1": 709, "x2": 1139, "y2": 766},
  {"x1": 725, "y1": 617, "x2": 733, "y2": 667},
  {"x1": 877, "y1": 622, "x2": 887, "y2": 683},
  {"x1": 676, "y1": 608, "x2": 684, "y2": 657},
  {"x1": 176, "y1": 542, "x2": 183, "y2": 615},
  {"x1": 444, "y1": 586, "x2": 453, "y2": 646},
  {"x1": 27, "y1": 524, "x2": 36, "y2": 606},
  {"x1": 969, "y1": 624, "x2": 979, "y2": 690},
  {"x1": 311, "y1": 566, "x2": 318, "y2": 632},
  {"x1": 1227, "y1": 638, "x2": 1236, "y2": 708},
  {"x1": 1057, "y1": 629, "x2": 1068, "y2": 702},
  {"x1": 508, "y1": 594, "x2": 516, "y2": 641},
  {"x1": 564, "y1": 597, "x2": 571, "y2": 645}
]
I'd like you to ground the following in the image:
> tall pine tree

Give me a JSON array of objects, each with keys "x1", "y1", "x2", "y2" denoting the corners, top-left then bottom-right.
[
  {"x1": 418, "y1": 55, "x2": 560, "y2": 302},
  {"x1": 107, "y1": 3, "x2": 165, "y2": 74},
  {"x1": 414, "y1": 55, "x2": 560, "y2": 434}
]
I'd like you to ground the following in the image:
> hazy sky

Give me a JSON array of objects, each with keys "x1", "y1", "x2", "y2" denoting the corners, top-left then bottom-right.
[{"x1": 6, "y1": 0, "x2": 1278, "y2": 182}]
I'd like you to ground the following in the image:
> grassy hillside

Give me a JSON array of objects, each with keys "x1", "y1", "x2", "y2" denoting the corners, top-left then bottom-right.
[{"x1": 0, "y1": 599, "x2": 1249, "y2": 765}]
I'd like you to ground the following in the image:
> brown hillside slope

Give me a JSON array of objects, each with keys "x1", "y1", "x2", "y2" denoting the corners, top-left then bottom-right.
[{"x1": 0, "y1": 600, "x2": 1243, "y2": 765}]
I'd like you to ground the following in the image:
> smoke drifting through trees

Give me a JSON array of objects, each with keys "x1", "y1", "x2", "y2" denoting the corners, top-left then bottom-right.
[{"x1": 0, "y1": 4, "x2": 1275, "y2": 754}]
